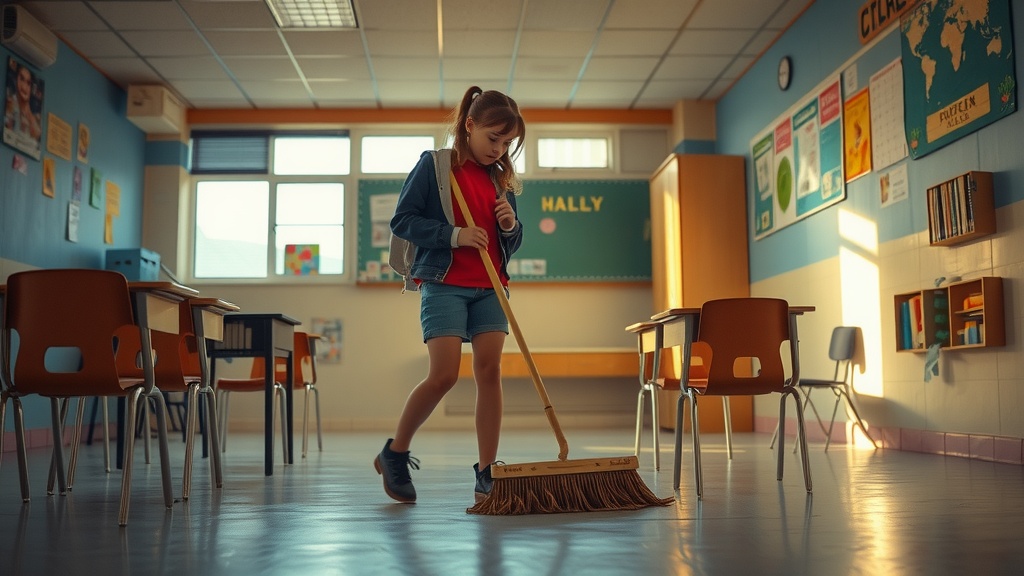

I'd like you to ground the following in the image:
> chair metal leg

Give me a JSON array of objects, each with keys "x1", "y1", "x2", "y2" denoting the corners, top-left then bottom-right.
[
  {"x1": 835, "y1": 387, "x2": 877, "y2": 449},
  {"x1": 119, "y1": 387, "x2": 143, "y2": 526},
  {"x1": 147, "y1": 388, "x2": 174, "y2": 509},
  {"x1": 673, "y1": 389, "x2": 702, "y2": 498},
  {"x1": 302, "y1": 385, "x2": 310, "y2": 458},
  {"x1": 182, "y1": 383, "x2": 200, "y2": 500},
  {"x1": 312, "y1": 385, "x2": 323, "y2": 452},
  {"x1": 47, "y1": 397, "x2": 72, "y2": 495},
  {"x1": 218, "y1": 391, "x2": 230, "y2": 452},
  {"x1": 722, "y1": 397, "x2": 733, "y2": 460},
  {"x1": 650, "y1": 384, "x2": 661, "y2": 471},
  {"x1": 689, "y1": 393, "x2": 703, "y2": 499},
  {"x1": 101, "y1": 397, "x2": 111, "y2": 473},
  {"x1": 673, "y1": 391, "x2": 684, "y2": 490},
  {"x1": 66, "y1": 397, "x2": 87, "y2": 491},
  {"x1": 48, "y1": 398, "x2": 69, "y2": 496},
  {"x1": 12, "y1": 397, "x2": 31, "y2": 501},
  {"x1": 202, "y1": 387, "x2": 224, "y2": 488},
  {"x1": 778, "y1": 389, "x2": 812, "y2": 492}
]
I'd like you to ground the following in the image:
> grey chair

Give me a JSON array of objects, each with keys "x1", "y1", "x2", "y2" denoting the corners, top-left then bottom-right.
[{"x1": 798, "y1": 326, "x2": 876, "y2": 450}]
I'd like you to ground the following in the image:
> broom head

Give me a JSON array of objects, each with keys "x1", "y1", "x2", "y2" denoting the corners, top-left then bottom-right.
[{"x1": 466, "y1": 455, "x2": 674, "y2": 515}]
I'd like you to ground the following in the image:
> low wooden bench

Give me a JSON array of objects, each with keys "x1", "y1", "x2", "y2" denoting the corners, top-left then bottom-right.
[{"x1": 458, "y1": 348, "x2": 636, "y2": 379}]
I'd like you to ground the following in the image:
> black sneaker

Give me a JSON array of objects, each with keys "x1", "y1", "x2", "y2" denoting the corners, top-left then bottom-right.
[
  {"x1": 474, "y1": 462, "x2": 501, "y2": 502},
  {"x1": 374, "y1": 439, "x2": 420, "y2": 503}
]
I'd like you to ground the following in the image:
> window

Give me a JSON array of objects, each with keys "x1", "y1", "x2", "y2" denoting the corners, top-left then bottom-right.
[
  {"x1": 537, "y1": 136, "x2": 609, "y2": 168},
  {"x1": 361, "y1": 135, "x2": 434, "y2": 173},
  {"x1": 191, "y1": 133, "x2": 349, "y2": 280}
]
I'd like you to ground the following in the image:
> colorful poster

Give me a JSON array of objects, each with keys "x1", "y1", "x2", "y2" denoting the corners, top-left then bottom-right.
[
  {"x1": 310, "y1": 318, "x2": 343, "y2": 364},
  {"x1": 3, "y1": 56, "x2": 44, "y2": 160},
  {"x1": 284, "y1": 244, "x2": 319, "y2": 275},
  {"x1": 843, "y1": 88, "x2": 872, "y2": 182},
  {"x1": 751, "y1": 77, "x2": 846, "y2": 240},
  {"x1": 90, "y1": 168, "x2": 102, "y2": 208},
  {"x1": 869, "y1": 58, "x2": 908, "y2": 170},
  {"x1": 900, "y1": 0, "x2": 1017, "y2": 159},
  {"x1": 42, "y1": 156, "x2": 55, "y2": 197}
]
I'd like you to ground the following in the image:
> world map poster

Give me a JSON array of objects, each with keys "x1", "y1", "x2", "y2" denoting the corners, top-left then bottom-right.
[
  {"x1": 751, "y1": 78, "x2": 845, "y2": 240},
  {"x1": 900, "y1": 0, "x2": 1017, "y2": 159}
]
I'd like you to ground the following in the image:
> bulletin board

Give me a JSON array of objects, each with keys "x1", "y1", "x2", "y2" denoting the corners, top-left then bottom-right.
[{"x1": 356, "y1": 178, "x2": 651, "y2": 284}]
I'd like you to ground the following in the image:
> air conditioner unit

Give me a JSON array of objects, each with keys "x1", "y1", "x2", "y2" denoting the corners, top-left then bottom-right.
[
  {"x1": 127, "y1": 85, "x2": 186, "y2": 135},
  {"x1": 1, "y1": 5, "x2": 58, "y2": 69}
]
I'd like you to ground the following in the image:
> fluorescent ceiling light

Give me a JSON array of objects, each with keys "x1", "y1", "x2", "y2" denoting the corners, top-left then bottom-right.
[{"x1": 264, "y1": 0, "x2": 358, "y2": 29}]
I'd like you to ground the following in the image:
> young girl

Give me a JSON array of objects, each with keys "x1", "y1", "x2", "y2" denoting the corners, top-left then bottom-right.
[{"x1": 375, "y1": 86, "x2": 525, "y2": 504}]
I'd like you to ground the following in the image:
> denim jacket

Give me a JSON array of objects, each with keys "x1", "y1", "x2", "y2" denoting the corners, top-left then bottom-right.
[{"x1": 390, "y1": 149, "x2": 523, "y2": 292}]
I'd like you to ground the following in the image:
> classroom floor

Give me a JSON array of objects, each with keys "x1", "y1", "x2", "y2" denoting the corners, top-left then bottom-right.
[{"x1": 1, "y1": 427, "x2": 1023, "y2": 576}]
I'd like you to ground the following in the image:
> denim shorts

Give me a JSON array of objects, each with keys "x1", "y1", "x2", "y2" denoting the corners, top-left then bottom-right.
[{"x1": 419, "y1": 282, "x2": 509, "y2": 342}]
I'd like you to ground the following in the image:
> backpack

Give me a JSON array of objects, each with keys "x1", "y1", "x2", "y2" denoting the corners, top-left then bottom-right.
[{"x1": 388, "y1": 149, "x2": 452, "y2": 293}]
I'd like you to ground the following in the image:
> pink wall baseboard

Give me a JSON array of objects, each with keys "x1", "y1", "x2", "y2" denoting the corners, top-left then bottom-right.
[{"x1": 755, "y1": 415, "x2": 1024, "y2": 466}]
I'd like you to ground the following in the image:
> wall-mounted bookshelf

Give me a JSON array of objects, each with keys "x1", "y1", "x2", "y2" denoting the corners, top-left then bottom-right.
[
  {"x1": 927, "y1": 171, "x2": 995, "y2": 247},
  {"x1": 894, "y1": 277, "x2": 1005, "y2": 352}
]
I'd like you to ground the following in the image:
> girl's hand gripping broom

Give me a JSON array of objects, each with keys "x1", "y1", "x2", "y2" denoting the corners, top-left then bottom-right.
[{"x1": 450, "y1": 172, "x2": 673, "y2": 515}]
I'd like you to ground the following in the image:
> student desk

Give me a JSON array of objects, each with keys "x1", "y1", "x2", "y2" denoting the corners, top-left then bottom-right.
[{"x1": 208, "y1": 313, "x2": 301, "y2": 476}]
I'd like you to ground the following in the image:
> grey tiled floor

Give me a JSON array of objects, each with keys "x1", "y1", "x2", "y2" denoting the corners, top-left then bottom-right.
[{"x1": 2, "y1": 428, "x2": 1024, "y2": 575}]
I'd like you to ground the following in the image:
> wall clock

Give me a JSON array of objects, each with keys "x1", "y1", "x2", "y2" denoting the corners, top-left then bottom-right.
[{"x1": 778, "y1": 56, "x2": 792, "y2": 91}]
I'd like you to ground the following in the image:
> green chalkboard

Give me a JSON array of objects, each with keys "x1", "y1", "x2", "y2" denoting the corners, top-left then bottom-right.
[{"x1": 356, "y1": 178, "x2": 651, "y2": 283}]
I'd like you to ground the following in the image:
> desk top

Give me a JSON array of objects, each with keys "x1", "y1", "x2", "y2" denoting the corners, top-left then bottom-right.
[
  {"x1": 189, "y1": 297, "x2": 240, "y2": 313},
  {"x1": 651, "y1": 305, "x2": 814, "y2": 322},
  {"x1": 128, "y1": 281, "x2": 200, "y2": 300}
]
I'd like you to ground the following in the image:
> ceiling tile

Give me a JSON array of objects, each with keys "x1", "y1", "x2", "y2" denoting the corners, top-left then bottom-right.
[
  {"x1": 442, "y1": 31, "x2": 517, "y2": 58},
  {"x1": 237, "y1": 79, "x2": 310, "y2": 100},
  {"x1": 688, "y1": 0, "x2": 789, "y2": 29},
  {"x1": 572, "y1": 81, "x2": 644, "y2": 103},
  {"x1": 358, "y1": 0, "x2": 437, "y2": 30},
  {"x1": 514, "y1": 57, "x2": 585, "y2": 81},
  {"x1": 604, "y1": 0, "x2": 697, "y2": 30},
  {"x1": 377, "y1": 80, "x2": 442, "y2": 105},
  {"x1": 58, "y1": 31, "x2": 137, "y2": 58},
  {"x1": 171, "y1": 79, "x2": 248, "y2": 100},
  {"x1": 582, "y1": 57, "x2": 660, "y2": 81},
  {"x1": 769, "y1": 0, "x2": 814, "y2": 29},
  {"x1": 179, "y1": 0, "x2": 278, "y2": 29},
  {"x1": 518, "y1": 31, "x2": 595, "y2": 58},
  {"x1": 442, "y1": 58, "x2": 512, "y2": 81},
  {"x1": 148, "y1": 56, "x2": 231, "y2": 80},
  {"x1": 222, "y1": 57, "x2": 302, "y2": 81},
  {"x1": 442, "y1": 0, "x2": 524, "y2": 31},
  {"x1": 296, "y1": 57, "x2": 372, "y2": 80},
  {"x1": 20, "y1": 1, "x2": 108, "y2": 31},
  {"x1": 90, "y1": 1, "x2": 193, "y2": 31},
  {"x1": 723, "y1": 55, "x2": 758, "y2": 80},
  {"x1": 523, "y1": 0, "x2": 608, "y2": 30},
  {"x1": 87, "y1": 57, "x2": 164, "y2": 85},
  {"x1": 364, "y1": 31, "x2": 438, "y2": 56},
  {"x1": 121, "y1": 30, "x2": 212, "y2": 57},
  {"x1": 373, "y1": 57, "x2": 440, "y2": 81},
  {"x1": 641, "y1": 79, "x2": 717, "y2": 101},
  {"x1": 670, "y1": 30, "x2": 757, "y2": 56},
  {"x1": 744, "y1": 30, "x2": 783, "y2": 56},
  {"x1": 654, "y1": 55, "x2": 736, "y2": 81},
  {"x1": 307, "y1": 79, "x2": 377, "y2": 101},
  {"x1": 204, "y1": 30, "x2": 288, "y2": 56},
  {"x1": 283, "y1": 30, "x2": 365, "y2": 57},
  {"x1": 508, "y1": 80, "x2": 575, "y2": 107},
  {"x1": 594, "y1": 30, "x2": 677, "y2": 56}
]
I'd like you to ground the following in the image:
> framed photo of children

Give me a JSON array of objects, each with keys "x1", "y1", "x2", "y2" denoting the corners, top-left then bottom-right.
[{"x1": 3, "y1": 56, "x2": 45, "y2": 160}]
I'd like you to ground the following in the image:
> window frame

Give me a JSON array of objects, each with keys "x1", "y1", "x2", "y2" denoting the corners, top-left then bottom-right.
[{"x1": 184, "y1": 124, "x2": 649, "y2": 286}]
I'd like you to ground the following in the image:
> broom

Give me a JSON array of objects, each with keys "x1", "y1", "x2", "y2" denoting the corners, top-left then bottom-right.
[{"x1": 449, "y1": 172, "x2": 673, "y2": 515}]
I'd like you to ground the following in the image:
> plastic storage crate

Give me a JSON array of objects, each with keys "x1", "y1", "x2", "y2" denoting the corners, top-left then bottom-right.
[{"x1": 105, "y1": 248, "x2": 161, "y2": 281}]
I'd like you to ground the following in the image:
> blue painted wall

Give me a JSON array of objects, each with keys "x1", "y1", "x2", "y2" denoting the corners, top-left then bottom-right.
[
  {"x1": 0, "y1": 42, "x2": 146, "y2": 270},
  {"x1": 716, "y1": 0, "x2": 1024, "y2": 283},
  {"x1": 2, "y1": 40, "x2": 147, "y2": 432}
]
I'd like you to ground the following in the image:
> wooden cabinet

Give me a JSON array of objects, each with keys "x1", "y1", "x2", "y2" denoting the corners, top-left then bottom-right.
[
  {"x1": 650, "y1": 154, "x2": 750, "y2": 431},
  {"x1": 927, "y1": 171, "x2": 995, "y2": 247},
  {"x1": 894, "y1": 276, "x2": 1004, "y2": 352}
]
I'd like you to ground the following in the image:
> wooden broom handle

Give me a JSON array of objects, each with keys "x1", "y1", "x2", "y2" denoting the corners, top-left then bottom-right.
[{"x1": 449, "y1": 172, "x2": 569, "y2": 461}]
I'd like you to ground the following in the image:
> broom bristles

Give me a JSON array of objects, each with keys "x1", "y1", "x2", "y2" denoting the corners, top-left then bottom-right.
[{"x1": 466, "y1": 468, "x2": 674, "y2": 515}]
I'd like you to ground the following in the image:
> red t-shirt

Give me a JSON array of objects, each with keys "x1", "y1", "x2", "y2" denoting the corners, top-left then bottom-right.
[{"x1": 445, "y1": 161, "x2": 507, "y2": 288}]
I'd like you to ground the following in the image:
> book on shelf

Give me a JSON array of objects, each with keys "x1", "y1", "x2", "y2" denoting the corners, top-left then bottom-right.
[
  {"x1": 900, "y1": 300, "x2": 913, "y2": 350},
  {"x1": 909, "y1": 294, "x2": 924, "y2": 348}
]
